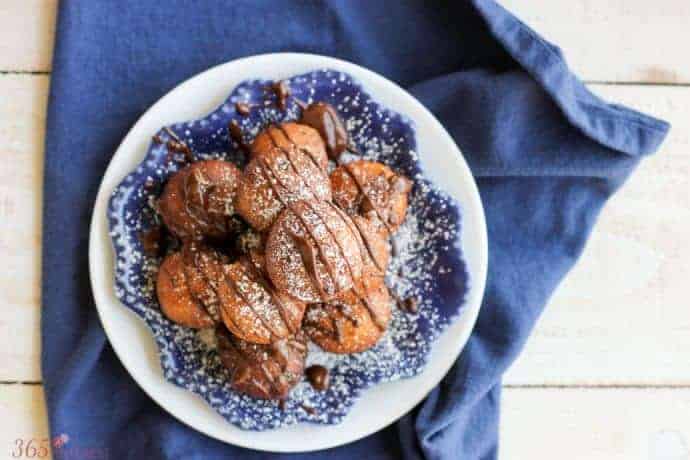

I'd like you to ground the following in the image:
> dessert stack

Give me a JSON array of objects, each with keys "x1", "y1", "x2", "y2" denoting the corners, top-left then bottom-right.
[{"x1": 149, "y1": 91, "x2": 413, "y2": 401}]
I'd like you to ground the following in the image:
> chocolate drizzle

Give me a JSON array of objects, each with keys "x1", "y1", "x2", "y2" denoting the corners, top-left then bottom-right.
[
  {"x1": 270, "y1": 80, "x2": 291, "y2": 110},
  {"x1": 357, "y1": 278, "x2": 389, "y2": 331},
  {"x1": 301, "y1": 404, "x2": 316, "y2": 415},
  {"x1": 335, "y1": 301, "x2": 360, "y2": 326},
  {"x1": 162, "y1": 264, "x2": 179, "y2": 289},
  {"x1": 181, "y1": 243, "x2": 224, "y2": 321},
  {"x1": 163, "y1": 126, "x2": 194, "y2": 162},
  {"x1": 351, "y1": 216, "x2": 385, "y2": 273},
  {"x1": 229, "y1": 120, "x2": 251, "y2": 153},
  {"x1": 255, "y1": 156, "x2": 290, "y2": 209},
  {"x1": 329, "y1": 202, "x2": 385, "y2": 275},
  {"x1": 183, "y1": 168, "x2": 214, "y2": 229},
  {"x1": 302, "y1": 200, "x2": 359, "y2": 290},
  {"x1": 222, "y1": 267, "x2": 280, "y2": 339},
  {"x1": 139, "y1": 225, "x2": 163, "y2": 257},
  {"x1": 235, "y1": 102, "x2": 252, "y2": 116},
  {"x1": 242, "y1": 258, "x2": 298, "y2": 335},
  {"x1": 157, "y1": 249, "x2": 219, "y2": 327},
  {"x1": 276, "y1": 124, "x2": 327, "y2": 175},
  {"x1": 305, "y1": 365, "x2": 330, "y2": 391},
  {"x1": 216, "y1": 327, "x2": 307, "y2": 400},
  {"x1": 143, "y1": 177, "x2": 157, "y2": 191},
  {"x1": 265, "y1": 126, "x2": 319, "y2": 201},
  {"x1": 341, "y1": 162, "x2": 394, "y2": 235},
  {"x1": 393, "y1": 292, "x2": 419, "y2": 314},
  {"x1": 288, "y1": 201, "x2": 346, "y2": 297},
  {"x1": 315, "y1": 311, "x2": 345, "y2": 343},
  {"x1": 289, "y1": 229, "x2": 329, "y2": 300},
  {"x1": 182, "y1": 166, "x2": 238, "y2": 236},
  {"x1": 299, "y1": 102, "x2": 348, "y2": 160}
]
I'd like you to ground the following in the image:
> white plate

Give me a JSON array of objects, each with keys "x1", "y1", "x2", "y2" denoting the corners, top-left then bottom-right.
[{"x1": 89, "y1": 53, "x2": 487, "y2": 452}]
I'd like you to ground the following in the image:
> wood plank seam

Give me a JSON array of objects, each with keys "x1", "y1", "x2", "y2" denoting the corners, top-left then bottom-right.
[
  {"x1": 504, "y1": 384, "x2": 690, "y2": 389},
  {"x1": 0, "y1": 71, "x2": 50, "y2": 75}
]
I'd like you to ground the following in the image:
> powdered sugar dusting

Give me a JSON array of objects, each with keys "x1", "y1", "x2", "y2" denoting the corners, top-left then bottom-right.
[{"x1": 107, "y1": 70, "x2": 468, "y2": 430}]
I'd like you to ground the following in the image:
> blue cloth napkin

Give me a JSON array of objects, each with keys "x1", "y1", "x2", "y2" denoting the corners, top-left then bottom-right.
[{"x1": 42, "y1": 1, "x2": 669, "y2": 459}]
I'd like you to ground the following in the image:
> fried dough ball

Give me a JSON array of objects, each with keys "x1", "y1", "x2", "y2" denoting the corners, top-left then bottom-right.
[
  {"x1": 156, "y1": 242, "x2": 227, "y2": 328},
  {"x1": 330, "y1": 160, "x2": 413, "y2": 233},
  {"x1": 304, "y1": 273, "x2": 392, "y2": 354},
  {"x1": 265, "y1": 200, "x2": 364, "y2": 303},
  {"x1": 216, "y1": 326, "x2": 307, "y2": 400},
  {"x1": 250, "y1": 122, "x2": 329, "y2": 171},
  {"x1": 235, "y1": 123, "x2": 331, "y2": 231},
  {"x1": 158, "y1": 160, "x2": 241, "y2": 240},
  {"x1": 216, "y1": 257, "x2": 306, "y2": 345}
]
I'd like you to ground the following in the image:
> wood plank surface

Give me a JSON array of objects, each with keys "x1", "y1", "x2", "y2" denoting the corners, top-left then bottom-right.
[
  {"x1": 2, "y1": 385, "x2": 690, "y2": 460},
  {"x1": 503, "y1": 0, "x2": 690, "y2": 83},
  {"x1": 0, "y1": 75, "x2": 48, "y2": 381},
  {"x1": 0, "y1": 385, "x2": 51, "y2": 459},
  {"x1": 502, "y1": 388, "x2": 690, "y2": 460},
  {"x1": 0, "y1": 1, "x2": 57, "y2": 72},
  {"x1": 4, "y1": 0, "x2": 690, "y2": 84},
  {"x1": 505, "y1": 85, "x2": 690, "y2": 385}
]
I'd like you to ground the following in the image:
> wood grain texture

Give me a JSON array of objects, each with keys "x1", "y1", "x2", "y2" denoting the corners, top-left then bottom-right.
[
  {"x1": 502, "y1": 0, "x2": 690, "y2": 84},
  {"x1": 502, "y1": 388, "x2": 690, "y2": 460},
  {"x1": 0, "y1": 385, "x2": 51, "y2": 459},
  {"x1": 0, "y1": 75, "x2": 48, "y2": 381},
  {"x1": 4, "y1": 0, "x2": 690, "y2": 83},
  {"x1": 2, "y1": 385, "x2": 689, "y2": 460},
  {"x1": 505, "y1": 85, "x2": 690, "y2": 385},
  {"x1": 0, "y1": 0, "x2": 57, "y2": 72}
]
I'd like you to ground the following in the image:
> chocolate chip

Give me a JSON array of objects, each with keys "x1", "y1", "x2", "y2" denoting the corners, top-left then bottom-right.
[
  {"x1": 228, "y1": 120, "x2": 250, "y2": 153},
  {"x1": 301, "y1": 404, "x2": 316, "y2": 415},
  {"x1": 143, "y1": 177, "x2": 157, "y2": 191},
  {"x1": 139, "y1": 226, "x2": 163, "y2": 257},
  {"x1": 299, "y1": 102, "x2": 348, "y2": 160},
  {"x1": 271, "y1": 80, "x2": 291, "y2": 110},
  {"x1": 305, "y1": 365, "x2": 330, "y2": 391},
  {"x1": 235, "y1": 102, "x2": 251, "y2": 116},
  {"x1": 399, "y1": 297, "x2": 419, "y2": 314}
]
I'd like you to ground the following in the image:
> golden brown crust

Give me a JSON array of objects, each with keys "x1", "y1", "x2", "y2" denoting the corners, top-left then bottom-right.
[
  {"x1": 349, "y1": 214, "x2": 390, "y2": 276},
  {"x1": 330, "y1": 160, "x2": 412, "y2": 233},
  {"x1": 251, "y1": 122, "x2": 329, "y2": 172},
  {"x1": 217, "y1": 258, "x2": 306, "y2": 345},
  {"x1": 235, "y1": 123, "x2": 331, "y2": 231},
  {"x1": 158, "y1": 160, "x2": 241, "y2": 240},
  {"x1": 265, "y1": 200, "x2": 364, "y2": 303},
  {"x1": 304, "y1": 273, "x2": 392, "y2": 354},
  {"x1": 216, "y1": 326, "x2": 307, "y2": 400},
  {"x1": 156, "y1": 251, "x2": 216, "y2": 329}
]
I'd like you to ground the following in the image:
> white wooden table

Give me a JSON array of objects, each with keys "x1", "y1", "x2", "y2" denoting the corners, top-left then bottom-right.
[{"x1": 2, "y1": 1, "x2": 689, "y2": 458}]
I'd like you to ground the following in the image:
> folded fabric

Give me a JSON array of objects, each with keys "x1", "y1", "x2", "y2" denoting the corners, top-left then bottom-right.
[{"x1": 42, "y1": 1, "x2": 669, "y2": 459}]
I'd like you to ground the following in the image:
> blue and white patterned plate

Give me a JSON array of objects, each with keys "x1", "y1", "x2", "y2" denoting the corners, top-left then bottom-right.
[{"x1": 107, "y1": 68, "x2": 468, "y2": 431}]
